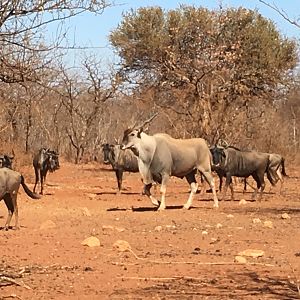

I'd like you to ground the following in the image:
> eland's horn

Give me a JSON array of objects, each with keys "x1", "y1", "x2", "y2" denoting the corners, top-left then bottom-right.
[{"x1": 138, "y1": 112, "x2": 159, "y2": 129}]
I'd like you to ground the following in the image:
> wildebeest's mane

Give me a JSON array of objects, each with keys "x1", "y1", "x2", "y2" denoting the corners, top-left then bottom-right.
[{"x1": 228, "y1": 145, "x2": 241, "y2": 151}]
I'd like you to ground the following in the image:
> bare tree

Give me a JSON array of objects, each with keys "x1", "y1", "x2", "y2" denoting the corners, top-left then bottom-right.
[
  {"x1": 259, "y1": 1, "x2": 300, "y2": 29},
  {"x1": 57, "y1": 57, "x2": 120, "y2": 163},
  {"x1": 0, "y1": 0, "x2": 112, "y2": 84}
]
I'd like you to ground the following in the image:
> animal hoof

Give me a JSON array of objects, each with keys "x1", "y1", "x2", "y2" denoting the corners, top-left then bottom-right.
[
  {"x1": 157, "y1": 206, "x2": 166, "y2": 211},
  {"x1": 183, "y1": 205, "x2": 191, "y2": 210},
  {"x1": 213, "y1": 204, "x2": 219, "y2": 209}
]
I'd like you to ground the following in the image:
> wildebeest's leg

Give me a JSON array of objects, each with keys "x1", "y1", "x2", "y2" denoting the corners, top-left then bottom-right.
[
  {"x1": 11, "y1": 192, "x2": 19, "y2": 230},
  {"x1": 251, "y1": 172, "x2": 265, "y2": 201},
  {"x1": 199, "y1": 168, "x2": 218, "y2": 208},
  {"x1": 222, "y1": 174, "x2": 232, "y2": 201},
  {"x1": 243, "y1": 178, "x2": 247, "y2": 193},
  {"x1": 115, "y1": 169, "x2": 123, "y2": 193},
  {"x1": 229, "y1": 180, "x2": 234, "y2": 200},
  {"x1": 276, "y1": 168, "x2": 284, "y2": 194},
  {"x1": 33, "y1": 167, "x2": 39, "y2": 193},
  {"x1": 158, "y1": 175, "x2": 169, "y2": 211},
  {"x1": 143, "y1": 183, "x2": 160, "y2": 206},
  {"x1": 183, "y1": 172, "x2": 198, "y2": 210},
  {"x1": 40, "y1": 169, "x2": 48, "y2": 195},
  {"x1": 218, "y1": 174, "x2": 223, "y2": 192},
  {"x1": 258, "y1": 172, "x2": 266, "y2": 201},
  {"x1": 3, "y1": 193, "x2": 14, "y2": 230}
]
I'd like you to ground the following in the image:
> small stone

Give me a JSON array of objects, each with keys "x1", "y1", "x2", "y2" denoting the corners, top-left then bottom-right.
[
  {"x1": 81, "y1": 207, "x2": 91, "y2": 217},
  {"x1": 154, "y1": 226, "x2": 163, "y2": 232},
  {"x1": 281, "y1": 213, "x2": 291, "y2": 220},
  {"x1": 40, "y1": 220, "x2": 56, "y2": 230},
  {"x1": 202, "y1": 230, "x2": 208, "y2": 235},
  {"x1": 239, "y1": 199, "x2": 247, "y2": 205},
  {"x1": 166, "y1": 225, "x2": 176, "y2": 229},
  {"x1": 263, "y1": 220, "x2": 273, "y2": 228},
  {"x1": 252, "y1": 218, "x2": 261, "y2": 224},
  {"x1": 216, "y1": 223, "x2": 223, "y2": 229},
  {"x1": 113, "y1": 240, "x2": 131, "y2": 252},
  {"x1": 227, "y1": 214, "x2": 234, "y2": 219},
  {"x1": 115, "y1": 227, "x2": 125, "y2": 232},
  {"x1": 81, "y1": 236, "x2": 100, "y2": 247},
  {"x1": 102, "y1": 225, "x2": 114, "y2": 230},
  {"x1": 238, "y1": 249, "x2": 265, "y2": 258},
  {"x1": 235, "y1": 256, "x2": 247, "y2": 263}
]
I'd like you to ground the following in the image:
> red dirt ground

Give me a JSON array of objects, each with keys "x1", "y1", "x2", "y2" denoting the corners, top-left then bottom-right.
[{"x1": 0, "y1": 160, "x2": 299, "y2": 299}]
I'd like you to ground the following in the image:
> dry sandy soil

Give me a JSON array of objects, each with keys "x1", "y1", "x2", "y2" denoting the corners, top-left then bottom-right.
[{"x1": 0, "y1": 160, "x2": 299, "y2": 299}]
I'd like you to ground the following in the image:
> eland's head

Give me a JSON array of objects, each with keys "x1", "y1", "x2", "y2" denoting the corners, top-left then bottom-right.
[{"x1": 121, "y1": 113, "x2": 158, "y2": 152}]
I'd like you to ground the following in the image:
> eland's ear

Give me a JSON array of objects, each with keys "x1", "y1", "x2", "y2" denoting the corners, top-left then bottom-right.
[{"x1": 137, "y1": 127, "x2": 143, "y2": 138}]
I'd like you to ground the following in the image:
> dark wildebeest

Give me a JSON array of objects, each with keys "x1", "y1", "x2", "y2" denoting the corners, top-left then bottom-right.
[
  {"x1": 121, "y1": 123, "x2": 218, "y2": 210},
  {"x1": 0, "y1": 153, "x2": 14, "y2": 169},
  {"x1": 243, "y1": 153, "x2": 287, "y2": 193},
  {"x1": 33, "y1": 148, "x2": 60, "y2": 195},
  {"x1": 101, "y1": 143, "x2": 139, "y2": 192},
  {"x1": 0, "y1": 168, "x2": 41, "y2": 230},
  {"x1": 210, "y1": 145, "x2": 275, "y2": 201},
  {"x1": 209, "y1": 145, "x2": 248, "y2": 192}
]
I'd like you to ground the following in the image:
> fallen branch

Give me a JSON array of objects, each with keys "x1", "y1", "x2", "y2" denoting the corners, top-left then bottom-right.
[
  {"x1": 0, "y1": 276, "x2": 31, "y2": 290},
  {"x1": 113, "y1": 255, "x2": 275, "y2": 268},
  {"x1": 288, "y1": 262, "x2": 300, "y2": 297},
  {"x1": 1, "y1": 294, "x2": 23, "y2": 299}
]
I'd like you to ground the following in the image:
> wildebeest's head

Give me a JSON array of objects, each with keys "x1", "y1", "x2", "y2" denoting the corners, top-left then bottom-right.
[
  {"x1": 0, "y1": 154, "x2": 14, "y2": 169},
  {"x1": 101, "y1": 143, "x2": 116, "y2": 164},
  {"x1": 210, "y1": 145, "x2": 226, "y2": 167},
  {"x1": 46, "y1": 150, "x2": 60, "y2": 172}
]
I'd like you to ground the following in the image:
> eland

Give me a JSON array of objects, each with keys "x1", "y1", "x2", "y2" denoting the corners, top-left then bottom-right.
[{"x1": 121, "y1": 115, "x2": 218, "y2": 210}]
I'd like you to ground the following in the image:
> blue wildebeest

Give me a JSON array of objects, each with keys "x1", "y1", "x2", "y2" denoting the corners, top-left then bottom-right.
[
  {"x1": 0, "y1": 168, "x2": 41, "y2": 230},
  {"x1": 101, "y1": 143, "x2": 139, "y2": 192},
  {"x1": 33, "y1": 148, "x2": 60, "y2": 195},
  {"x1": 121, "y1": 121, "x2": 218, "y2": 210},
  {"x1": 243, "y1": 152, "x2": 288, "y2": 194},
  {"x1": 210, "y1": 145, "x2": 275, "y2": 201},
  {"x1": 0, "y1": 153, "x2": 14, "y2": 169}
]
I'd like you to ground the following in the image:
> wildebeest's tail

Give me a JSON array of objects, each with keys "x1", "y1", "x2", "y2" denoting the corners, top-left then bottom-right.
[
  {"x1": 281, "y1": 157, "x2": 288, "y2": 177},
  {"x1": 266, "y1": 158, "x2": 276, "y2": 186},
  {"x1": 21, "y1": 175, "x2": 41, "y2": 199}
]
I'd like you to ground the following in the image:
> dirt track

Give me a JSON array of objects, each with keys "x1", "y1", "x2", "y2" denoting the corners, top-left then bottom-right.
[{"x1": 0, "y1": 161, "x2": 299, "y2": 299}]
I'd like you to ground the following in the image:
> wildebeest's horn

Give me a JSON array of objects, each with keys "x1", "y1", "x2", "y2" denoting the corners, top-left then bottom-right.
[{"x1": 222, "y1": 140, "x2": 229, "y2": 148}]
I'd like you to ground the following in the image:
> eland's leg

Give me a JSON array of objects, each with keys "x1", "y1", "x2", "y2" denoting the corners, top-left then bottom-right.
[
  {"x1": 200, "y1": 170, "x2": 219, "y2": 208},
  {"x1": 158, "y1": 176, "x2": 169, "y2": 211},
  {"x1": 183, "y1": 172, "x2": 198, "y2": 210},
  {"x1": 143, "y1": 183, "x2": 160, "y2": 207}
]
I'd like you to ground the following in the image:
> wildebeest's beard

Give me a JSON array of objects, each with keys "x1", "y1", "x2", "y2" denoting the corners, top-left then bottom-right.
[{"x1": 48, "y1": 155, "x2": 59, "y2": 172}]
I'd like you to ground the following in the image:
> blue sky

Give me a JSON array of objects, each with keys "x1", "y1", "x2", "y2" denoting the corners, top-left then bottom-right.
[{"x1": 58, "y1": 0, "x2": 300, "y2": 66}]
